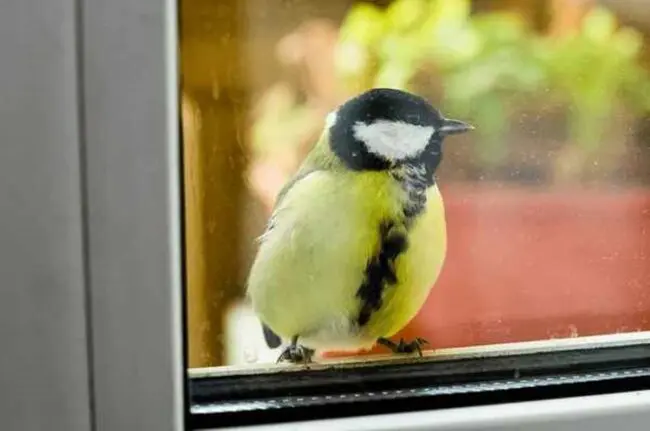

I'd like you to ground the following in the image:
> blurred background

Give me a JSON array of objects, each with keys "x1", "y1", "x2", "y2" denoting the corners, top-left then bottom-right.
[{"x1": 181, "y1": 0, "x2": 650, "y2": 368}]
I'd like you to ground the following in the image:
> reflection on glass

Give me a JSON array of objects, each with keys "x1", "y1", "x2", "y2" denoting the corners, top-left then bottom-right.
[{"x1": 182, "y1": 0, "x2": 650, "y2": 369}]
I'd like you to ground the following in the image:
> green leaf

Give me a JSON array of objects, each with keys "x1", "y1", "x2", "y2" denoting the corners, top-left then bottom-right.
[
  {"x1": 432, "y1": 0, "x2": 470, "y2": 26},
  {"x1": 374, "y1": 63, "x2": 412, "y2": 89},
  {"x1": 581, "y1": 7, "x2": 616, "y2": 43},
  {"x1": 385, "y1": 0, "x2": 428, "y2": 32},
  {"x1": 613, "y1": 27, "x2": 643, "y2": 59},
  {"x1": 338, "y1": 3, "x2": 386, "y2": 47}
]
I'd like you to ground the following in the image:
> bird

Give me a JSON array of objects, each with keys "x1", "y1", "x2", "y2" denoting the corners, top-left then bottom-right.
[{"x1": 246, "y1": 88, "x2": 473, "y2": 364}]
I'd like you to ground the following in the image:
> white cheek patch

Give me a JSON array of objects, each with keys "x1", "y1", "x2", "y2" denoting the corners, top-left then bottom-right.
[
  {"x1": 352, "y1": 120, "x2": 435, "y2": 160},
  {"x1": 325, "y1": 111, "x2": 338, "y2": 129}
]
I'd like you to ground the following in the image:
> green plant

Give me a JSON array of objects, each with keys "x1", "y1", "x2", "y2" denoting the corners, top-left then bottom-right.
[
  {"x1": 335, "y1": 0, "x2": 650, "y2": 176},
  {"x1": 251, "y1": 0, "x2": 650, "y2": 185},
  {"x1": 543, "y1": 6, "x2": 650, "y2": 179},
  {"x1": 336, "y1": 0, "x2": 548, "y2": 165},
  {"x1": 440, "y1": 12, "x2": 548, "y2": 164}
]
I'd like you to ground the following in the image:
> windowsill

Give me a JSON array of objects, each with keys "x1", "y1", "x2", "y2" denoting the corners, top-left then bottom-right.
[{"x1": 189, "y1": 330, "x2": 650, "y2": 378}]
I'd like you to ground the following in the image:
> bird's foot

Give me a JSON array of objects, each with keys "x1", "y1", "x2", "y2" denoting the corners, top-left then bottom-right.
[
  {"x1": 377, "y1": 337, "x2": 429, "y2": 357},
  {"x1": 276, "y1": 343, "x2": 315, "y2": 364}
]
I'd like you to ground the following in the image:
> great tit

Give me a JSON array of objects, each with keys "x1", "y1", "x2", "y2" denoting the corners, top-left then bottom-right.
[{"x1": 247, "y1": 88, "x2": 473, "y2": 363}]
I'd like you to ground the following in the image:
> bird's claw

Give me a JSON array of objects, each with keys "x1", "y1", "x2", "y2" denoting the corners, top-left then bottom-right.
[
  {"x1": 397, "y1": 337, "x2": 429, "y2": 356},
  {"x1": 276, "y1": 344, "x2": 315, "y2": 364},
  {"x1": 378, "y1": 337, "x2": 430, "y2": 357}
]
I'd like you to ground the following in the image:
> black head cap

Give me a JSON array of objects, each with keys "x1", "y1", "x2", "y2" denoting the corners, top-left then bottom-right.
[{"x1": 327, "y1": 88, "x2": 472, "y2": 173}]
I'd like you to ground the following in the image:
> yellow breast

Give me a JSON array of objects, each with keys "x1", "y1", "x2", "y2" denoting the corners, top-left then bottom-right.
[
  {"x1": 361, "y1": 185, "x2": 447, "y2": 339},
  {"x1": 247, "y1": 170, "x2": 447, "y2": 350}
]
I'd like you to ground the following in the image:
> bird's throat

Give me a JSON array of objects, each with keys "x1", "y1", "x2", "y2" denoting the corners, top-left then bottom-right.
[{"x1": 391, "y1": 163, "x2": 429, "y2": 224}]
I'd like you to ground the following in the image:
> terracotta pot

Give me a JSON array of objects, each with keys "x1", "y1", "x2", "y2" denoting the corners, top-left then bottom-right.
[{"x1": 324, "y1": 184, "x2": 650, "y2": 358}]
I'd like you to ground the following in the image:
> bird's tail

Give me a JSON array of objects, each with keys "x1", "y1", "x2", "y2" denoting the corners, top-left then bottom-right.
[{"x1": 262, "y1": 323, "x2": 282, "y2": 348}]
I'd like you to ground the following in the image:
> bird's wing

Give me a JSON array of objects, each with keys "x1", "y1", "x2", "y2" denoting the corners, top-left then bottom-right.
[
  {"x1": 254, "y1": 168, "x2": 323, "y2": 348},
  {"x1": 261, "y1": 322, "x2": 282, "y2": 348},
  {"x1": 256, "y1": 168, "x2": 321, "y2": 244}
]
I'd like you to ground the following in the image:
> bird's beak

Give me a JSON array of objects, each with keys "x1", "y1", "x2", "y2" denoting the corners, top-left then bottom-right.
[{"x1": 440, "y1": 118, "x2": 474, "y2": 136}]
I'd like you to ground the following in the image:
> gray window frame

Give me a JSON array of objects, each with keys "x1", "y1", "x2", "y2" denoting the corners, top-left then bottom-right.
[
  {"x1": 1, "y1": 0, "x2": 184, "y2": 430},
  {"x1": 2, "y1": 1, "x2": 649, "y2": 430}
]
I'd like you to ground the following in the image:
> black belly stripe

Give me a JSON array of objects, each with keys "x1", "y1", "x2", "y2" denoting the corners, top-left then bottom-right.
[
  {"x1": 356, "y1": 221, "x2": 408, "y2": 326},
  {"x1": 356, "y1": 163, "x2": 430, "y2": 327}
]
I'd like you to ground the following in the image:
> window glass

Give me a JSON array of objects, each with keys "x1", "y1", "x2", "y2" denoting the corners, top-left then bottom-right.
[{"x1": 181, "y1": 0, "x2": 650, "y2": 370}]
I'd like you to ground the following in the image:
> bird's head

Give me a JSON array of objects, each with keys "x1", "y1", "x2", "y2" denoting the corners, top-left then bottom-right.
[{"x1": 326, "y1": 88, "x2": 473, "y2": 176}]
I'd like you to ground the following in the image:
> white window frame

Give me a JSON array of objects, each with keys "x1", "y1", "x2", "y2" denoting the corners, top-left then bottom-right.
[{"x1": 2, "y1": 0, "x2": 649, "y2": 430}]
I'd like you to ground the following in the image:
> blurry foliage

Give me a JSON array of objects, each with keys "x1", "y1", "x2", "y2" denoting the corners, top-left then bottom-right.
[
  {"x1": 548, "y1": 7, "x2": 650, "y2": 145},
  {"x1": 251, "y1": 0, "x2": 650, "y2": 185}
]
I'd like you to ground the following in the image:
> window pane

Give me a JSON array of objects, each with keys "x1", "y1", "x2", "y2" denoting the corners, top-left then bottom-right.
[{"x1": 181, "y1": 0, "x2": 650, "y2": 370}]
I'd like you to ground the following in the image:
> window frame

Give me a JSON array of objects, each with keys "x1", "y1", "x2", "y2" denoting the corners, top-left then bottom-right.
[
  {"x1": 205, "y1": 390, "x2": 650, "y2": 431},
  {"x1": 1, "y1": 0, "x2": 186, "y2": 429},
  {"x1": 190, "y1": 335, "x2": 650, "y2": 428},
  {"x1": 81, "y1": 0, "x2": 186, "y2": 429},
  {"x1": 9, "y1": 0, "x2": 649, "y2": 429},
  {"x1": 0, "y1": 0, "x2": 92, "y2": 429}
]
